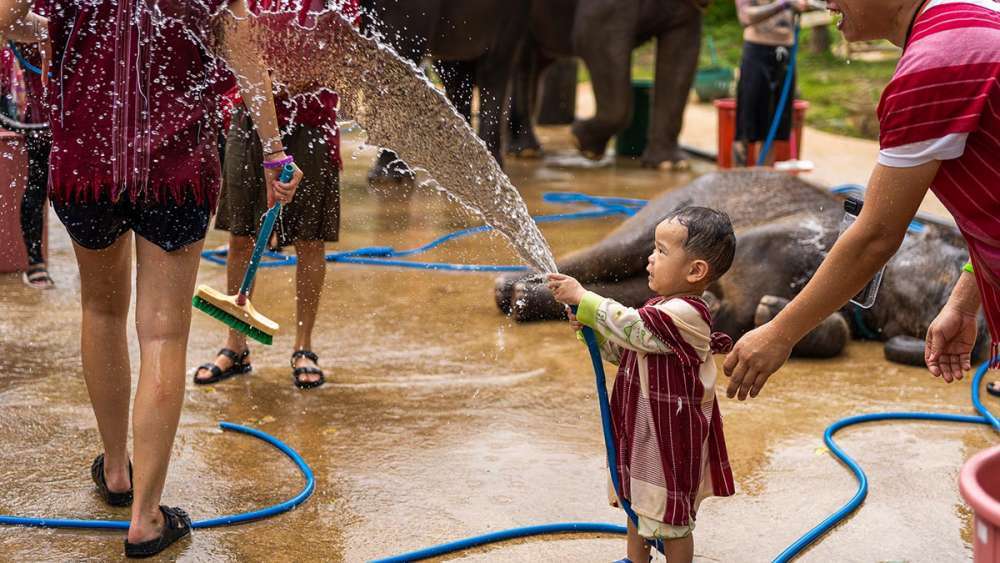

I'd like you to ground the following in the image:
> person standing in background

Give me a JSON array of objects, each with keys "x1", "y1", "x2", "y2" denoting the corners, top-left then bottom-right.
[{"x1": 733, "y1": 0, "x2": 811, "y2": 166}]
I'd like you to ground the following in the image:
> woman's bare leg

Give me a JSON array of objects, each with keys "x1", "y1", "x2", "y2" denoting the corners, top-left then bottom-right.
[
  {"x1": 128, "y1": 236, "x2": 204, "y2": 543},
  {"x1": 292, "y1": 239, "x2": 326, "y2": 383},
  {"x1": 72, "y1": 234, "x2": 134, "y2": 494}
]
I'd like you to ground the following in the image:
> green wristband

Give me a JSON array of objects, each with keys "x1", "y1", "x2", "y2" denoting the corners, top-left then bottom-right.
[{"x1": 963, "y1": 262, "x2": 974, "y2": 274}]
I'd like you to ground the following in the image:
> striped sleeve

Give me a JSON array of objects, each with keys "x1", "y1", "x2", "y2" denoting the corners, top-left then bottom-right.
[
  {"x1": 876, "y1": 3, "x2": 1000, "y2": 164},
  {"x1": 576, "y1": 292, "x2": 674, "y2": 356}
]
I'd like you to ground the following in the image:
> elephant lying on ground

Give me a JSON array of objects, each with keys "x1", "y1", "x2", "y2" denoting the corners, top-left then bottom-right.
[{"x1": 496, "y1": 170, "x2": 990, "y2": 365}]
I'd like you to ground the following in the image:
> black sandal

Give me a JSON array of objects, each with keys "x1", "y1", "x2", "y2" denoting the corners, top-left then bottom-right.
[
  {"x1": 193, "y1": 348, "x2": 251, "y2": 385},
  {"x1": 91, "y1": 454, "x2": 133, "y2": 507},
  {"x1": 988, "y1": 380, "x2": 1000, "y2": 398},
  {"x1": 124, "y1": 505, "x2": 192, "y2": 559},
  {"x1": 291, "y1": 349, "x2": 325, "y2": 389}
]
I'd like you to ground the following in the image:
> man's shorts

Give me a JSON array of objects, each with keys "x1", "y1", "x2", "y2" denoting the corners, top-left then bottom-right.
[{"x1": 53, "y1": 196, "x2": 211, "y2": 252}]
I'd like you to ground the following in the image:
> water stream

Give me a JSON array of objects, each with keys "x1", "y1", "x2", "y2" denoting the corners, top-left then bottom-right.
[{"x1": 212, "y1": 6, "x2": 558, "y2": 273}]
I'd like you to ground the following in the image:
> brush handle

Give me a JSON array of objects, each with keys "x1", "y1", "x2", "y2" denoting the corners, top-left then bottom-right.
[{"x1": 238, "y1": 163, "x2": 296, "y2": 301}]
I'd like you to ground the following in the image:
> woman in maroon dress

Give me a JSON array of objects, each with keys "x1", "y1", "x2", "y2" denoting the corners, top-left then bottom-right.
[{"x1": 2, "y1": 0, "x2": 302, "y2": 557}]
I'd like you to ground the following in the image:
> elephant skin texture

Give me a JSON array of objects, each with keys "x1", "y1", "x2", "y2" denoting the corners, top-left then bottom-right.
[{"x1": 508, "y1": 0, "x2": 706, "y2": 169}]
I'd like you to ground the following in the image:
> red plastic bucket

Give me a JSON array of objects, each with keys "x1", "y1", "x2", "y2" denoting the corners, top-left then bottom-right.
[
  {"x1": 714, "y1": 98, "x2": 808, "y2": 168},
  {"x1": 960, "y1": 444, "x2": 1000, "y2": 562}
]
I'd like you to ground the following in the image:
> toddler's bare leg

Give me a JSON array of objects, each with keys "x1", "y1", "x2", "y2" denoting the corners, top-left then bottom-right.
[
  {"x1": 662, "y1": 534, "x2": 694, "y2": 563},
  {"x1": 626, "y1": 520, "x2": 651, "y2": 563}
]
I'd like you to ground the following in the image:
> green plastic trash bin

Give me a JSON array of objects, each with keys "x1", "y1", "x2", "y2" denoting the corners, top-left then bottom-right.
[{"x1": 615, "y1": 79, "x2": 652, "y2": 158}]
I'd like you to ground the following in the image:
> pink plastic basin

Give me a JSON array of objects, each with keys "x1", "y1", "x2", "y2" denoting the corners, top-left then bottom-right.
[{"x1": 960, "y1": 444, "x2": 1000, "y2": 562}]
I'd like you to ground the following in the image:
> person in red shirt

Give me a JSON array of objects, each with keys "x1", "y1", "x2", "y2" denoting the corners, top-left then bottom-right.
[
  {"x1": 193, "y1": 0, "x2": 357, "y2": 390},
  {"x1": 1, "y1": 0, "x2": 302, "y2": 557},
  {"x1": 722, "y1": 0, "x2": 1000, "y2": 400}
]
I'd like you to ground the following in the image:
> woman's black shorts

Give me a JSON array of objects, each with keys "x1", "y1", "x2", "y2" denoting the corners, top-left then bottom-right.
[{"x1": 53, "y1": 196, "x2": 210, "y2": 252}]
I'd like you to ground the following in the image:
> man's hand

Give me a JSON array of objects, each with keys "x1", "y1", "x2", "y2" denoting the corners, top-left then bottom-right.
[
  {"x1": 925, "y1": 304, "x2": 978, "y2": 382},
  {"x1": 723, "y1": 323, "x2": 795, "y2": 400},
  {"x1": 547, "y1": 273, "x2": 586, "y2": 306}
]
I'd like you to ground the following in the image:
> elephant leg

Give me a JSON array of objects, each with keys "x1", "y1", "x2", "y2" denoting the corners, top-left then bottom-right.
[
  {"x1": 510, "y1": 275, "x2": 654, "y2": 323},
  {"x1": 570, "y1": 0, "x2": 638, "y2": 160},
  {"x1": 368, "y1": 149, "x2": 417, "y2": 195},
  {"x1": 641, "y1": 14, "x2": 702, "y2": 170},
  {"x1": 754, "y1": 295, "x2": 850, "y2": 358},
  {"x1": 366, "y1": 42, "x2": 425, "y2": 192},
  {"x1": 475, "y1": 56, "x2": 516, "y2": 167},
  {"x1": 434, "y1": 59, "x2": 476, "y2": 124},
  {"x1": 507, "y1": 43, "x2": 552, "y2": 159},
  {"x1": 495, "y1": 271, "x2": 528, "y2": 314}
]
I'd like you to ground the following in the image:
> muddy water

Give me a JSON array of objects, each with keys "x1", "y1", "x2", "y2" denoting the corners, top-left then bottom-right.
[{"x1": 0, "y1": 129, "x2": 995, "y2": 562}]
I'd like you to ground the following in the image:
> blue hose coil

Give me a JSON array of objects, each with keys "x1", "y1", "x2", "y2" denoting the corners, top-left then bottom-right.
[
  {"x1": 8, "y1": 42, "x2": 48, "y2": 77},
  {"x1": 773, "y1": 361, "x2": 998, "y2": 562},
  {"x1": 373, "y1": 357, "x2": 998, "y2": 562},
  {"x1": 0, "y1": 421, "x2": 314, "y2": 530},
  {"x1": 369, "y1": 522, "x2": 627, "y2": 563},
  {"x1": 200, "y1": 192, "x2": 644, "y2": 272}
]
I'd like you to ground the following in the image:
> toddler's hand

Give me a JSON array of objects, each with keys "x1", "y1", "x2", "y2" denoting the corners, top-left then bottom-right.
[
  {"x1": 547, "y1": 273, "x2": 586, "y2": 306},
  {"x1": 566, "y1": 308, "x2": 583, "y2": 331}
]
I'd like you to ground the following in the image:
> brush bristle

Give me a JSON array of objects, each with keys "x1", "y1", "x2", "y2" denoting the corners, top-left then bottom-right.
[{"x1": 192, "y1": 296, "x2": 274, "y2": 345}]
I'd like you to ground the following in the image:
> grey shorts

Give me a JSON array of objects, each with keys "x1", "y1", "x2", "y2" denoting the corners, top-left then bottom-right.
[{"x1": 215, "y1": 106, "x2": 340, "y2": 246}]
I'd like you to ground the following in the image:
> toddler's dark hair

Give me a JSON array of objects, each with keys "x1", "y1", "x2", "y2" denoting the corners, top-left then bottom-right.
[{"x1": 664, "y1": 206, "x2": 736, "y2": 283}]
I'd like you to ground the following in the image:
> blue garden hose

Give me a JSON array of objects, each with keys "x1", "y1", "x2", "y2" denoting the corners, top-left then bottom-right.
[
  {"x1": 201, "y1": 192, "x2": 645, "y2": 272},
  {"x1": 8, "y1": 41, "x2": 46, "y2": 77},
  {"x1": 773, "y1": 360, "x2": 1000, "y2": 562},
  {"x1": 373, "y1": 347, "x2": 998, "y2": 562},
  {"x1": 757, "y1": 23, "x2": 800, "y2": 167},
  {"x1": 370, "y1": 523, "x2": 627, "y2": 563},
  {"x1": 0, "y1": 421, "x2": 314, "y2": 530}
]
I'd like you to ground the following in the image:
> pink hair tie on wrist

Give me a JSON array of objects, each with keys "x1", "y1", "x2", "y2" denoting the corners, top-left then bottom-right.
[{"x1": 263, "y1": 155, "x2": 294, "y2": 169}]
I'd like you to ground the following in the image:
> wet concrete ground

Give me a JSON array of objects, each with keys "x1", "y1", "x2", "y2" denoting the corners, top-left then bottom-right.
[{"x1": 0, "y1": 126, "x2": 996, "y2": 562}]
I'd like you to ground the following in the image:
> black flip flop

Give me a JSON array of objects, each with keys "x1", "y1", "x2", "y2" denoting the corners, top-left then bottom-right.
[
  {"x1": 987, "y1": 380, "x2": 1000, "y2": 398},
  {"x1": 91, "y1": 454, "x2": 133, "y2": 507},
  {"x1": 124, "y1": 506, "x2": 192, "y2": 559},
  {"x1": 193, "y1": 348, "x2": 251, "y2": 385},
  {"x1": 291, "y1": 349, "x2": 325, "y2": 390}
]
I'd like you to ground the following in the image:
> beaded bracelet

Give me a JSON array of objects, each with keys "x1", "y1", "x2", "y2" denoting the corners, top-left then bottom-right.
[
  {"x1": 263, "y1": 155, "x2": 294, "y2": 169},
  {"x1": 264, "y1": 145, "x2": 287, "y2": 156},
  {"x1": 963, "y1": 261, "x2": 975, "y2": 274}
]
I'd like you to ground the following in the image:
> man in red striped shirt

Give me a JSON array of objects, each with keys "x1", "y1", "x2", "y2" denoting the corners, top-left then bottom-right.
[{"x1": 723, "y1": 0, "x2": 1000, "y2": 399}]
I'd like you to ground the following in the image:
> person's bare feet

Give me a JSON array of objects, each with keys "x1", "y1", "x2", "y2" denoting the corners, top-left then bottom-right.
[
  {"x1": 127, "y1": 506, "x2": 165, "y2": 544},
  {"x1": 103, "y1": 459, "x2": 131, "y2": 494}
]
